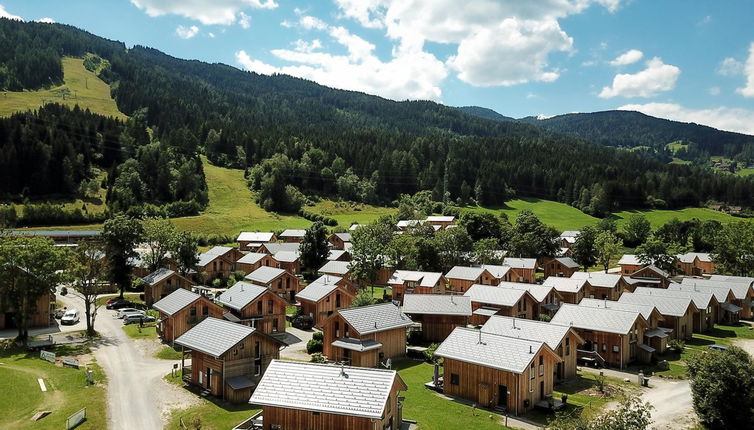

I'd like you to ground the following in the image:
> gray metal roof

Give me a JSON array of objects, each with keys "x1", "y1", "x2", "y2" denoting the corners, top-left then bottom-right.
[
  {"x1": 445, "y1": 266, "x2": 486, "y2": 281},
  {"x1": 319, "y1": 260, "x2": 351, "y2": 275},
  {"x1": 481, "y1": 315, "x2": 573, "y2": 350},
  {"x1": 217, "y1": 282, "x2": 268, "y2": 311},
  {"x1": 618, "y1": 293, "x2": 695, "y2": 318},
  {"x1": 402, "y1": 294, "x2": 472, "y2": 316},
  {"x1": 245, "y1": 266, "x2": 286, "y2": 284},
  {"x1": 237, "y1": 252, "x2": 267, "y2": 265},
  {"x1": 197, "y1": 246, "x2": 232, "y2": 267},
  {"x1": 464, "y1": 284, "x2": 527, "y2": 307},
  {"x1": 142, "y1": 268, "x2": 175, "y2": 286},
  {"x1": 272, "y1": 251, "x2": 300, "y2": 263},
  {"x1": 502, "y1": 258, "x2": 537, "y2": 270},
  {"x1": 338, "y1": 303, "x2": 412, "y2": 335},
  {"x1": 554, "y1": 257, "x2": 580, "y2": 268},
  {"x1": 260, "y1": 242, "x2": 301, "y2": 254},
  {"x1": 551, "y1": 303, "x2": 643, "y2": 335},
  {"x1": 578, "y1": 298, "x2": 658, "y2": 321},
  {"x1": 542, "y1": 277, "x2": 586, "y2": 293},
  {"x1": 435, "y1": 327, "x2": 549, "y2": 374},
  {"x1": 279, "y1": 229, "x2": 307, "y2": 238},
  {"x1": 633, "y1": 287, "x2": 714, "y2": 310},
  {"x1": 481, "y1": 264, "x2": 511, "y2": 279},
  {"x1": 153, "y1": 288, "x2": 201, "y2": 315},
  {"x1": 296, "y1": 281, "x2": 339, "y2": 303},
  {"x1": 426, "y1": 216, "x2": 455, "y2": 222},
  {"x1": 331, "y1": 338, "x2": 383, "y2": 352},
  {"x1": 496, "y1": 281, "x2": 555, "y2": 303},
  {"x1": 618, "y1": 254, "x2": 642, "y2": 265},
  {"x1": 174, "y1": 317, "x2": 256, "y2": 358},
  {"x1": 327, "y1": 250, "x2": 349, "y2": 260},
  {"x1": 681, "y1": 278, "x2": 751, "y2": 300},
  {"x1": 571, "y1": 271, "x2": 622, "y2": 288},
  {"x1": 249, "y1": 360, "x2": 401, "y2": 419},
  {"x1": 333, "y1": 233, "x2": 352, "y2": 242},
  {"x1": 388, "y1": 270, "x2": 443, "y2": 287},
  {"x1": 237, "y1": 232, "x2": 275, "y2": 242},
  {"x1": 226, "y1": 376, "x2": 255, "y2": 390},
  {"x1": 677, "y1": 252, "x2": 713, "y2": 263},
  {"x1": 668, "y1": 283, "x2": 732, "y2": 303}
]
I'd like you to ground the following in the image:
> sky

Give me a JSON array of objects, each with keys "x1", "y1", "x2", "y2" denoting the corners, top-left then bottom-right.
[{"x1": 2, "y1": 0, "x2": 754, "y2": 134}]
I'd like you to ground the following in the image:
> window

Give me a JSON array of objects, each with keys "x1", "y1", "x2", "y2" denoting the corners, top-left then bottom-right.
[
  {"x1": 286, "y1": 278, "x2": 291, "y2": 289},
  {"x1": 271, "y1": 425, "x2": 282, "y2": 430},
  {"x1": 602, "y1": 343, "x2": 607, "y2": 352},
  {"x1": 387, "y1": 395, "x2": 392, "y2": 413},
  {"x1": 612, "y1": 345, "x2": 619, "y2": 353},
  {"x1": 517, "y1": 301, "x2": 522, "y2": 312},
  {"x1": 450, "y1": 373, "x2": 459, "y2": 385},
  {"x1": 268, "y1": 300, "x2": 274, "y2": 314},
  {"x1": 202, "y1": 305, "x2": 208, "y2": 316},
  {"x1": 254, "y1": 341, "x2": 262, "y2": 376},
  {"x1": 326, "y1": 296, "x2": 330, "y2": 303},
  {"x1": 335, "y1": 321, "x2": 340, "y2": 337},
  {"x1": 345, "y1": 324, "x2": 350, "y2": 337},
  {"x1": 255, "y1": 341, "x2": 261, "y2": 358},
  {"x1": 257, "y1": 301, "x2": 263, "y2": 314},
  {"x1": 336, "y1": 293, "x2": 341, "y2": 307},
  {"x1": 277, "y1": 279, "x2": 283, "y2": 289},
  {"x1": 565, "y1": 338, "x2": 570, "y2": 356},
  {"x1": 273, "y1": 318, "x2": 279, "y2": 332},
  {"x1": 529, "y1": 363, "x2": 534, "y2": 391},
  {"x1": 538, "y1": 356, "x2": 544, "y2": 376}
]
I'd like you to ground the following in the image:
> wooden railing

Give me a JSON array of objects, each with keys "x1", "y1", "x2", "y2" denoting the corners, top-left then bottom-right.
[{"x1": 577, "y1": 349, "x2": 606, "y2": 367}]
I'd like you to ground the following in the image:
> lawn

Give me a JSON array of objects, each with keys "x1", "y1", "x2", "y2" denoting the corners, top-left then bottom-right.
[
  {"x1": 0, "y1": 343, "x2": 107, "y2": 430},
  {"x1": 612, "y1": 207, "x2": 737, "y2": 229},
  {"x1": 155, "y1": 346, "x2": 183, "y2": 360},
  {"x1": 9, "y1": 170, "x2": 109, "y2": 218},
  {"x1": 0, "y1": 57, "x2": 126, "y2": 120},
  {"x1": 394, "y1": 359, "x2": 514, "y2": 430},
  {"x1": 121, "y1": 324, "x2": 157, "y2": 339},
  {"x1": 308, "y1": 200, "x2": 395, "y2": 228},
  {"x1": 164, "y1": 373, "x2": 260, "y2": 430},
  {"x1": 94, "y1": 293, "x2": 144, "y2": 307}
]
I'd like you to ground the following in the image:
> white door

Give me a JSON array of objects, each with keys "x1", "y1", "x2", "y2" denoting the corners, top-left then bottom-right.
[{"x1": 198, "y1": 371, "x2": 203, "y2": 385}]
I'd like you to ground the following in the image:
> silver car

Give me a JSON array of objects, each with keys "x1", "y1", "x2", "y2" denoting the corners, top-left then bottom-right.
[
  {"x1": 123, "y1": 314, "x2": 156, "y2": 325},
  {"x1": 116, "y1": 308, "x2": 145, "y2": 318}
]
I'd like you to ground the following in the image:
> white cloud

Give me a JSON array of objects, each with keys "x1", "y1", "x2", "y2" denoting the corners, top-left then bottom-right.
[
  {"x1": 130, "y1": 0, "x2": 276, "y2": 25},
  {"x1": 709, "y1": 86, "x2": 720, "y2": 96},
  {"x1": 293, "y1": 39, "x2": 321, "y2": 53},
  {"x1": 618, "y1": 102, "x2": 754, "y2": 135},
  {"x1": 736, "y1": 42, "x2": 754, "y2": 98},
  {"x1": 717, "y1": 57, "x2": 744, "y2": 76},
  {"x1": 238, "y1": 12, "x2": 251, "y2": 29},
  {"x1": 299, "y1": 15, "x2": 328, "y2": 31},
  {"x1": 609, "y1": 49, "x2": 643, "y2": 66},
  {"x1": 208, "y1": 32, "x2": 216, "y2": 38},
  {"x1": 599, "y1": 57, "x2": 680, "y2": 98},
  {"x1": 38, "y1": 17, "x2": 55, "y2": 23},
  {"x1": 175, "y1": 25, "x2": 199, "y2": 39},
  {"x1": 0, "y1": 5, "x2": 22, "y2": 21}
]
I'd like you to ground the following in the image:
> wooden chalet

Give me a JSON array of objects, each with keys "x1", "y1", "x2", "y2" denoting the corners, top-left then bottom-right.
[
  {"x1": 142, "y1": 268, "x2": 194, "y2": 306},
  {"x1": 329, "y1": 232, "x2": 352, "y2": 250},
  {"x1": 703, "y1": 276, "x2": 754, "y2": 318},
  {"x1": 543, "y1": 257, "x2": 580, "y2": 278},
  {"x1": 249, "y1": 360, "x2": 407, "y2": 430},
  {"x1": 197, "y1": 246, "x2": 241, "y2": 281},
  {"x1": 244, "y1": 266, "x2": 301, "y2": 303},
  {"x1": 327, "y1": 249, "x2": 351, "y2": 262},
  {"x1": 578, "y1": 298, "x2": 668, "y2": 354},
  {"x1": 319, "y1": 260, "x2": 353, "y2": 285},
  {"x1": 237, "y1": 232, "x2": 276, "y2": 252},
  {"x1": 571, "y1": 272, "x2": 627, "y2": 300},
  {"x1": 617, "y1": 255, "x2": 644, "y2": 275},
  {"x1": 501, "y1": 258, "x2": 537, "y2": 283},
  {"x1": 175, "y1": 317, "x2": 283, "y2": 403},
  {"x1": 618, "y1": 292, "x2": 698, "y2": 340},
  {"x1": 558, "y1": 231, "x2": 579, "y2": 249},
  {"x1": 464, "y1": 284, "x2": 538, "y2": 325},
  {"x1": 296, "y1": 276, "x2": 355, "y2": 327},
  {"x1": 551, "y1": 303, "x2": 651, "y2": 369},
  {"x1": 496, "y1": 281, "x2": 563, "y2": 317},
  {"x1": 257, "y1": 242, "x2": 301, "y2": 256},
  {"x1": 217, "y1": 281, "x2": 288, "y2": 335},
  {"x1": 669, "y1": 282, "x2": 741, "y2": 323},
  {"x1": 388, "y1": 270, "x2": 445, "y2": 303},
  {"x1": 542, "y1": 277, "x2": 588, "y2": 305},
  {"x1": 152, "y1": 288, "x2": 225, "y2": 345},
  {"x1": 401, "y1": 294, "x2": 472, "y2": 342},
  {"x1": 434, "y1": 327, "x2": 561, "y2": 415},
  {"x1": 322, "y1": 303, "x2": 413, "y2": 368},
  {"x1": 632, "y1": 287, "x2": 717, "y2": 333},
  {"x1": 676, "y1": 253, "x2": 715, "y2": 276},
  {"x1": 0, "y1": 269, "x2": 53, "y2": 329},
  {"x1": 278, "y1": 229, "x2": 306, "y2": 243},
  {"x1": 425, "y1": 215, "x2": 456, "y2": 229},
  {"x1": 445, "y1": 266, "x2": 500, "y2": 294},
  {"x1": 624, "y1": 265, "x2": 672, "y2": 289},
  {"x1": 482, "y1": 315, "x2": 583, "y2": 381},
  {"x1": 236, "y1": 252, "x2": 274, "y2": 275}
]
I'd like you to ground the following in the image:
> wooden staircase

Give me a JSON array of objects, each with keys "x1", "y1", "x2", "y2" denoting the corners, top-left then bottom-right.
[{"x1": 577, "y1": 349, "x2": 606, "y2": 368}]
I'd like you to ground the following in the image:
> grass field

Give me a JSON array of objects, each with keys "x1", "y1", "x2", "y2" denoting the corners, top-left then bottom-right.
[
  {"x1": 155, "y1": 346, "x2": 183, "y2": 360},
  {"x1": 0, "y1": 57, "x2": 126, "y2": 120},
  {"x1": 121, "y1": 324, "x2": 157, "y2": 339},
  {"x1": 0, "y1": 344, "x2": 107, "y2": 430}
]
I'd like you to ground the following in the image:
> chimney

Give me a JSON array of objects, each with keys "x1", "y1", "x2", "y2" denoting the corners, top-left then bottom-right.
[
  {"x1": 340, "y1": 362, "x2": 346, "y2": 377},
  {"x1": 450, "y1": 293, "x2": 454, "y2": 304},
  {"x1": 513, "y1": 317, "x2": 516, "y2": 329},
  {"x1": 529, "y1": 345, "x2": 533, "y2": 354}
]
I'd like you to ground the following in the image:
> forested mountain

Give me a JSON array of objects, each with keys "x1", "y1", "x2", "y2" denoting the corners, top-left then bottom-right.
[
  {"x1": 1, "y1": 18, "x2": 753, "y2": 222},
  {"x1": 456, "y1": 106, "x2": 515, "y2": 122}
]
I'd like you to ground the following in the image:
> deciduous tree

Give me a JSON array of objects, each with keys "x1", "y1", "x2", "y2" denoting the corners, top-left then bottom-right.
[
  {"x1": 70, "y1": 240, "x2": 108, "y2": 336},
  {"x1": 572, "y1": 226, "x2": 598, "y2": 271},
  {"x1": 300, "y1": 222, "x2": 330, "y2": 274},
  {"x1": 595, "y1": 231, "x2": 623, "y2": 273},
  {"x1": 103, "y1": 214, "x2": 143, "y2": 298}
]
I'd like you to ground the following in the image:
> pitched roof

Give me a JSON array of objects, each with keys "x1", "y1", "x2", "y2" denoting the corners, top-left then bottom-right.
[
  {"x1": 197, "y1": 246, "x2": 233, "y2": 267},
  {"x1": 503, "y1": 258, "x2": 537, "y2": 270},
  {"x1": 481, "y1": 315, "x2": 574, "y2": 350},
  {"x1": 319, "y1": 260, "x2": 351, "y2": 275},
  {"x1": 279, "y1": 229, "x2": 307, "y2": 238},
  {"x1": 426, "y1": 216, "x2": 455, "y2": 222},
  {"x1": 551, "y1": 303, "x2": 643, "y2": 335},
  {"x1": 668, "y1": 283, "x2": 732, "y2": 303},
  {"x1": 237, "y1": 252, "x2": 267, "y2": 265},
  {"x1": 327, "y1": 250, "x2": 349, "y2": 261},
  {"x1": 396, "y1": 219, "x2": 424, "y2": 228},
  {"x1": 333, "y1": 233, "x2": 352, "y2": 242},
  {"x1": 435, "y1": 327, "x2": 551, "y2": 374},
  {"x1": 542, "y1": 277, "x2": 586, "y2": 293},
  {"x1": 633, "y1": 286, "x2": 714, "y2": 310},
  {"x1": 464, "y1": 284, "x2": 527, "y2": 307},
  {"x1": 237, "y1": 232, "x2": 275, "y2": 242},
  {"x1": 496, "y1": 281, "x2": 555, "y2": 303},
  {"x1": 174, "y1": 317, "x2": 256, "y2": 358},
  {"x1": 554, "y1": 257, "x2": 580, "y2": 269},
  {"x1": 681, "y1": 278, "x2": 751, "y2": 300},
  {"x1": 560, "y1": 231, "x2": 580, "y2": 238},
  {"x1": 249, "y1": 360, "x2": 403, "y2": 419},
  {"x1": 618, "y1": 293, "x2": 696, "y2": 317},
  {"x1": 388, "y1": 270, "x2": 443, "y2": 287},
  {"x1": 708, "y1": 275, "x2": 754, "y2": 284},
  {"x1": 578, "y1": 298, "x2": 658, "y2": 321},
  {"x1": 445, "y1": 266, "x2": 486, "y2": 281},
  {"x1": 297, "y1": 280, "x2": 344, "y2": 303},
  {"x1": 245, "y1": 266, "x2": 287, "y2": 284},
  {"x1": 337, "y1": 303, "x2": 412, "y2": 335},
  {"x1": 481, "y1": 264, "x2": 511, "y2": 279},
  {"x1": 618, "y1": 254, "x2": 642, "y2": 265},
  {"x1": 313, "y1": 274, "x2": 344, "y2": 285},
  {"x1": 631, "y1": 265, "x2": 670, "y2": 279},
  {"x1": 153, "y1": 288, "x2": 202, "y2": 316},
  {"x1": 260, "y1": 242, "x2": 301, "y2": 254},
  {"x1": 571, "y1": 271, "x2": 622, "y2": 288},
  {"x1": 402, "y1": 294, "x2": 472, "y2": 316},
  {"x1": 272, "y1": 251, "x2": 300, "y2": 263},
  {"x1": 217, "y1": 282, "x2": 269, "y2": 311},
  {"x1": 142, "y1": 268, "x2": 175, "y2": 286},
  {"x1": 677, "y1": 252, "x2": 713, "y2": 263}
]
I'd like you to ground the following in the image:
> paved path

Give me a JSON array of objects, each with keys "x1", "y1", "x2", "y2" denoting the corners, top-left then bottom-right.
[
  {"x1": 280, "y1": 326, "x2": 316, "y2": 361},
  {"x1": 63, "y1": 288, "x2": 180, "y2": 430}
]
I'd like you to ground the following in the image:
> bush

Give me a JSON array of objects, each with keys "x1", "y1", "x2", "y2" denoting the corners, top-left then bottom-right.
[
  {"x1": 538, "y1": 313, "x2": 552, "y2": 322},
  {"x1": 306, "y1": 339, "x2": 323, "y2": 354},
  {"x1": 19, "y1": 203, "x2": 107, "y2": 227},
  {"x1": 310, "y1": 352, "x2": 328, "y2": 363},
  {"x1": 312, "y1": 331, "x2": 324, "y2": 341},
  {"x1": 60, "y1": 286, "x2": 68, "y2": 296},
  {"x1": 0, "y1": 205, "x2": 17, "y2": 227},
  {"x1": 298, "y1": 208, "x2": 338, "y2": 226},
  {"x1": 423, "y1": 343, "x2": 439, "y2": 362},
  {"x1": 211, "y1": 278, "x2": 223, "y2": 288},
  {"x1": 164, "y1": 200, "x2": 202, "y2": 217},
  {"x1": 668, "y1": 339, "x2": 685, "y2": 352}
]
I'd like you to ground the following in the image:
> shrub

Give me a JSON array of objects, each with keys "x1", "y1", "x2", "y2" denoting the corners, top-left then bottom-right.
[
  {"x1": 211, "y1": 278, "x2": 223, "y2": 288},
  {"x1": 668, "y1": 339, "x2": 685, "y2": 352},
  {"x1": 306, "y1": 339, "x2": 323, "y2": 354},
  {"x1": 423, "y1": 343, "x2": 440, "y2": 362},
  {"x1": 310, "y1": 352, "x2": 328, "y2": 363},
  {"x1": 60, "y1": 286, "x2": 68, "y2": 296},
  {"x1": 538, "y1": 313, "x2": 552, "y2": 322},
  {"x1": 312, "y1": 331, "x2": 324, "y2": 341}
]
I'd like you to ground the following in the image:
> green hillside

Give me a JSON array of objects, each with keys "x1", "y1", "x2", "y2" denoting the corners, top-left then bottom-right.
[{"x1": 0, "y1": 57, "x2": 126, "y2": 119}]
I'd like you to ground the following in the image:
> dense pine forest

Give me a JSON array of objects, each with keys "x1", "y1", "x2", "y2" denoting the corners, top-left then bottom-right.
[{"x1": 1, "y1": 18, "x2": 753, "y2": 222}]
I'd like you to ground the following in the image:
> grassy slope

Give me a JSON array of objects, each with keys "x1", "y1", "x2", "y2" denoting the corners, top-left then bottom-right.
[
  {"x1": 0, "y1": 57, "x2": 126, "y2": 120},
  {"x1": 0, "y1": 345, "x2": 107, "y2": 430}
]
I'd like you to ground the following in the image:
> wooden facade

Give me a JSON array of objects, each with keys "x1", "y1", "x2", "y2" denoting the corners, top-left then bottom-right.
[
  {"x1": 507, "y1": 267, "x2": 536, "y2": 284},
  {"x1": 575, "y1": 321, "x2": 649, "y2": 369},
  {"x1": 328, "y1": 234, "x2": 351, "y2": 250},
  {"x1": 446, "y1": 269, "x2": 498, "y2": 294},
  {"x1": 468, "y1": 294, "x2": 537, "y2": 326},
  {"x1": 144, "y1": 272, "x2": 194, "y2": 306},
  {"x1": 676, "y1": 255, "x2": 715, "y2": 276},
  {"x1": 322, "y1": 315, "x2": 408, "y2": 367},
  {"x1": 389, "y1": 276, "x2": 446, "y2": 304},
  {"x1": 226, "y1": 290, "x2": 289, "y2": 336},
  {"x1": 543, "y1": 259, "x2": 579, "y2": 278},
  {"x1": 238, "y1": 234, "x2": 277, "y2": 252},
  {"x1": 298, "y1": 287, "x2": 355, "y2": 327},
  {"x1": 237, "y1": 254, "x2": 276, "y2": 275},
  {"x1": 250, "y1": 271, "x2": 301, "y2": 303},
  {"x1": 408, "y1": 314, "x2": 468, "y2": 343},
  {"x1": 157, "y1": 296, "x2": 225, "y2": 344},
  {"x1": 0, "y1": 293, "x2": 53, "y2": 330},
  {"x1": 200, "y1": 254, "x2": 235, "y2": 281}
]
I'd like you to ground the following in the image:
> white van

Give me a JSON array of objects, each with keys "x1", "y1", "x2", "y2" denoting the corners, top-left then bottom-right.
[{"x1": 61, "y1": 309, "x2": 80, "y2": 325}]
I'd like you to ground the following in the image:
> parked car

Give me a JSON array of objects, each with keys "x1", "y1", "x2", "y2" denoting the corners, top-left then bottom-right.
[
  {"x1": 292, "y1": 315, "x2": 314, "y2": 330},
  {"x1": 116, "y1": 308, "x2": 145, "y2": 318},
  {"x1": 123, "y1": 314, "x2": 156, "y2": 325},
  {"x1": 54, "y1": 308, "x2": 66, "y2": 319},
  {"x1": 708, "y1": 344, "x2": 728, "y2": 352},
  {"x1": 61, "y1": 309, "x2": 80, "y2": 325},
  {"x1": 107, "y1": 300, "x2": 134, "y2": 310},
  {"x1": 106, "y1": 297, "x2": 126, "y2": 305}
]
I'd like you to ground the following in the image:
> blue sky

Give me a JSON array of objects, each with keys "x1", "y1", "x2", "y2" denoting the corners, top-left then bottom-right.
[{"x1": 2, "y1": 0, "x2": 753, "y2": 133}]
